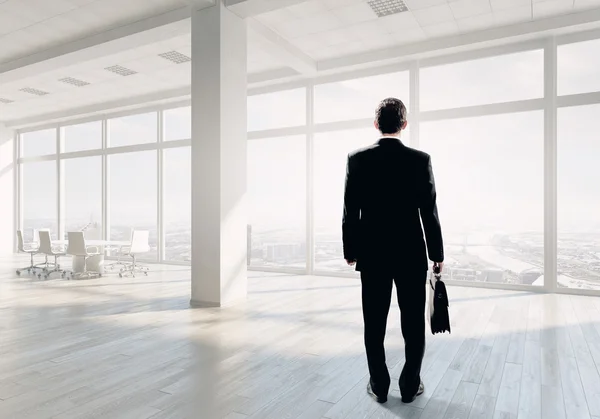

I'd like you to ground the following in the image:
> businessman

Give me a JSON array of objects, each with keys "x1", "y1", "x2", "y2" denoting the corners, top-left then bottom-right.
[{"x1": 342, "y1": 98, "x2": 444, "y2": 404}]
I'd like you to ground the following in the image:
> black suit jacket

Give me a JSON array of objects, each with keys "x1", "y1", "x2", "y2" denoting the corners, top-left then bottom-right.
[{"x1": 342, "y1": 137, "x2": 444, "y2": 272}]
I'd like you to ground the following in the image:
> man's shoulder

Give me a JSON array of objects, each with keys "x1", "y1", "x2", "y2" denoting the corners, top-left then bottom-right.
[{"x1": 348, "y1": 143, "x2": 430, "y2": 162}]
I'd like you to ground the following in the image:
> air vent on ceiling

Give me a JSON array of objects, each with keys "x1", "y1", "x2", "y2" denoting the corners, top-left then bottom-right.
[
  {"x1": 59, "y1": 77, "x2": 90, "y2": 87},
  {"x1": 0, "y1": 97, "x2": 14, "y2": 104},
  {"x1": 158, "y1": 51, "x2": 191, "y2": 64},
  {"x1": 20, "y1": 87, "x2": 49, "y2": 96},
  {"x1": 104, "y1": 65, "x2": 138, "y2": 76},
  {"x1": 368, "y1": 0, "x2": 408, "y2": 17}
]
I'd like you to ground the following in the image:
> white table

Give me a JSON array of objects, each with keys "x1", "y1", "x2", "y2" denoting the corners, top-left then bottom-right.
[{"x1": 53, "y1": 240, "x2": 130, "y2": 274}]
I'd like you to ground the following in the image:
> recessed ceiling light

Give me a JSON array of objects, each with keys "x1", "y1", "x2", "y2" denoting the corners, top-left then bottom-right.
[
  {"x1": 59, "y1": 77, "x2": 90, "y2": 87},
  {"x1": 104, "y1": 65, "x2": 138, "y2": 76},
  {"x1": 0, "y1": 97, "x2": 14, "y2": 104},
  {"x1": 20, "y1": 87, "x2": 49, "y2": 96},
  {"x1": 158, "y1": 51, "x2": 191, "y2": 64},
  {"x1": 368, "y1": 0, "x2": 408, "y2": 17}
]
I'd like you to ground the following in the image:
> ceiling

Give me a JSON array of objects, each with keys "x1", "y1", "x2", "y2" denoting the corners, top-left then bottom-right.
[{"x1": 2, "y1": 0, "x2": 600, "y2": 127}]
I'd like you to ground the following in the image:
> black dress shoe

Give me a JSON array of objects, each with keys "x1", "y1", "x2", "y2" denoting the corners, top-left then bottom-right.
[
  {"x1": 367, "y1": 380, "x2": 388, "y2": 404},
  {"x1": 401, "y1": 381, "x2": 424, "y2": 404}
]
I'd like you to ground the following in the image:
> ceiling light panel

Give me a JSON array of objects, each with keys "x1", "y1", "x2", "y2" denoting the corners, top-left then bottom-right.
[
  {"x1": 59, "y1": 77, "x2": 90, "y2": 87},
  {"x1": 158, "y1": 51, "x2": 191, "y2": 64},
  {"x1": 368, "y1": 0, "x2": 408, "y2": 17},
  {"x1": 104, "y1": 65, "x2": 138, "y2": 76},
  {"x1": 0, "y1": 98, "x2": 14, "y2": 104},
  {"x1": 20, "y1": 87, "x2": 49, "y2": 96}
]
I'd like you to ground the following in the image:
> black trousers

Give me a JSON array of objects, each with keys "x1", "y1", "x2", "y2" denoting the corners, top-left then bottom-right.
[{"x1": 360, "y1": 269, "x2": 427, "y2": 399}]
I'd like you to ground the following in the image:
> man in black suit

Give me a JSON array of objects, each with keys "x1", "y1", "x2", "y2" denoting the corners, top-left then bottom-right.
[{"x1": 342, "y1": 98, "x2": 444, "y2": 404}]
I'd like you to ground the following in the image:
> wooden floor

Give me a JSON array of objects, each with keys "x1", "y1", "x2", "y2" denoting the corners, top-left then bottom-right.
[{"x1": 2, "y1": 256, "x2": 600, "y2": 419}]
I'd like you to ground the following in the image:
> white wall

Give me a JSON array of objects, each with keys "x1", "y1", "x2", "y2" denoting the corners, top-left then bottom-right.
[{"x1": 0, "y1": 123, "x2": 15, "y2": 255}]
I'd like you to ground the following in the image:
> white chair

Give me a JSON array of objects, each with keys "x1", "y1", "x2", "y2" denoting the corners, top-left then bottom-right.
[
  {"x1": 119, "y1": 230, "x2": 150, "y2": 278},
  {"x1": 65, "y1": 232, "x2": 101, "y2": 280},
  {"x1": 37, "y1": 231, "x2": 67, "y2": 280},
  {"x1": 106, "y1": 229, "x2": 133, "y2": 272},
  {"x1": 16, "y1": 230, "x2": 42, "y2": 276}
]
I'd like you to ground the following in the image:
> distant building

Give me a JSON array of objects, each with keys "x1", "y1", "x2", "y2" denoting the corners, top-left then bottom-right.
[
  {"x1": 263, "y1": 242, "x2": 305, "y2": 263},
  {"x1": 484, "y1": 268, "x2": 504, "y2": 283},
  {"x1": 519, "y1": 268, "x2": 543, "y2": 285}
]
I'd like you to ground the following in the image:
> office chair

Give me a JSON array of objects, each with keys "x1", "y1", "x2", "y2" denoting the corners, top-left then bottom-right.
[
  {"x1": 106, "y1": 229, "x2": 133, "y2": 272},
  {"x1": 37, "y1": 231, "x2": 67, "y2": 280},
  {"x1": 64, "y1": 232, "x2": 102, "y2": 280},
  {"x1": 16, "y1": 230, "x2": 43, "y2": 276},
  {"x1": 119, "y1": 230, "x2": 150, "y2": 278}
]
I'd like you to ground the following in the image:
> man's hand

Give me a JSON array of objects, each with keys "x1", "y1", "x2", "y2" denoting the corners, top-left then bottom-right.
[
  {"x1": 346, "y1": 259, "x2": 356, "y2": 266},
  {"x1": 433, "y1": 261, "x2": 444, "y2": 274}
]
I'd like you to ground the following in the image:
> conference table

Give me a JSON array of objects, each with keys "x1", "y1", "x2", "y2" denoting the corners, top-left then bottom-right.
[{"x1": 53, "y1": 239, "x2": 130, "y2": 273}]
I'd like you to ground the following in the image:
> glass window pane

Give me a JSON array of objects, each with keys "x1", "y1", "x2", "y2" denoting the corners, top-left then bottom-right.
[
  {"x1": 21, "y1": 129, "x2": 56, "y2": 157},
  {"x1": 248, "y1": 136, "x2": 306, "y2": 268},
  {"x1": 420, "y1": 50, "x2": 544, "y2": 111},
  {"x1": 164, "y1": 107, "x2": 191, "y2": 141},
  {"x1": 108, "y1": 112, "x2": 157, "y2": 147},
  {"x1": 61, "y1": 121, "x2": 102, "y2": 153},
  {"x1": 558, "y1": 39, "x2": 600, "y2": 96},
  {"x1": 313, "y1": 127, "x2": 411, "y2": 273},
  {"x1": 22, "y1": 161, "x2": 57, "y2": 242},
  {"x1": 109, "y1": 151, "x2": 157, "y2": 260},
  {"x1": 558, "y1": 105, "x2": 600, "y2": 290},
  {"x1": 248, "y1": 88, "x2": 305, "y2": 131},
  {"x1": 420, "y1": 111, "x2": 544, "y2": 286},
  {"x1": 62, "y1": 157, "x2": 102, "y2": 238},
  {"x1": 314, "y1": 72, "x2": 410, "y2": 124},
  {"x1": 164, "y1": 147, "x2": 191, "y2": 262}
]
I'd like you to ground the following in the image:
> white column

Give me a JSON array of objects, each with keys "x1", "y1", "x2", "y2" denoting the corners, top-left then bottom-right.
[
  {"x1": 0, "y1": 123, "x2": 15, "y2": 255},
  {"x1": 191, "y1": 1, "x2": 248, "y2": 307}
]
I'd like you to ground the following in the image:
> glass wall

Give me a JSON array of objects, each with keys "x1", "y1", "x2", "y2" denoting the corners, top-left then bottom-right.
[
  {"x1": 558, "y1": 105, "x2": 600, "y2": 291},
  {"x1": 61, "y1": 121, "x2": 102, "y2": 153},
  {"x1": 21, "y1": 161, "x2": 57, "y2": 242},
  {"x1": 420, "y1": 112, "x2": 544, "y2": 286},
  {"x1": 61, "y1": 156, "x2": 102, "y2": 238},
  {"x1": 16, "y1": 35, "x2": 600, "y2": 294},
  {"x1": 164, "y1": 147, "x2": 191, "y2": 262},
  {"x1": 109, "y1": 151, "x2": 158, "y2": 260},
  {"x1": 18, "y1": 109, "x2": 189, "y2": 263},
  {"x1": 248, "y1": 136, "x2": 306, "y2": 269}
]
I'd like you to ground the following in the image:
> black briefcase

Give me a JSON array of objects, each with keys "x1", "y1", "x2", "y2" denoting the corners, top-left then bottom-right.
[{"x1": 427, "y1": 268, "x2": 451, "y2": 335}]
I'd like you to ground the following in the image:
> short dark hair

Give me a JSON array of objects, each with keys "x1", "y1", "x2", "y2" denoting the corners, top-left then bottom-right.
[{"x1": 375, "y1": 98, "x2": 407, "y2": 134}]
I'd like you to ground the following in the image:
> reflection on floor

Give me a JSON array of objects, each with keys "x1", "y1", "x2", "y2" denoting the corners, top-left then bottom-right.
[{"x1": 1, "y1": 255, "x2": 600, "y2": 419}]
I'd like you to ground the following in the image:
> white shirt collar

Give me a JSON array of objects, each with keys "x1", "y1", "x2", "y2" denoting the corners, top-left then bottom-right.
[{"x1": 380, "y1": 134, "x2": 401, "y2": 140}]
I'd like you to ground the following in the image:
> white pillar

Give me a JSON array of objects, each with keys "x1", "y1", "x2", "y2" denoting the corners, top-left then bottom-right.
[
  {"x1": 191, "y1": 1, "x2": 248, "y2": 307},
  {"x1": 0, "y1": 123, "x2": 15, "y2": 255}
]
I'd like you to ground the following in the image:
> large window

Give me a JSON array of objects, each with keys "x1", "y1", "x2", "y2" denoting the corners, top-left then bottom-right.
[
  {"x1": 314, "y1": 72, "x2": 410, "y2": 123},
  {"x1": 61, "y1": 121, "x2": 102, "y2": 153},
  {"x1": 164, "y1": 107, "x2": 191, "y2": 141},
  {"x1": 420, "y1": 50, "x2": 544, "y2": 111},
  {"x1": 420, "y1": 111, "x2": 544, "y2": 286},
  {"x1": 248, "y1": 136, "x2": 306, "y2": 268},
  {"x1": 21, "y1": 161, "x2": 57, "y2": 242},
  {"x1": 164, "y1": 147, "x2": 191, "y2": 262},
  {"x1": 247, "y1": 88, "x2": 306, "y2": 131},
  {"x1": 558, "y1": 105, "x2": 600, "y2": 290},
  {"x1": 558, "y1": 39, "x2": 600, "y2": 96},
  {"x1": 21, "y1": 129, "x2": 56, "y2": 157},
  {"x1": 108, "y1": 113, "x2": 157, "y2": 147},
  {"x1": 109, "y1": 151, "x2": 157, "y2": 260},
  {"x1": 61, "y1": 157, "x2": 102, "y2": 239}
]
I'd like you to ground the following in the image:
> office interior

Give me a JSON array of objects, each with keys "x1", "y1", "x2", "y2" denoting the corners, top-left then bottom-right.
[{"x1": 1, "y1": 0, "x2": 600, "y2": 418}]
